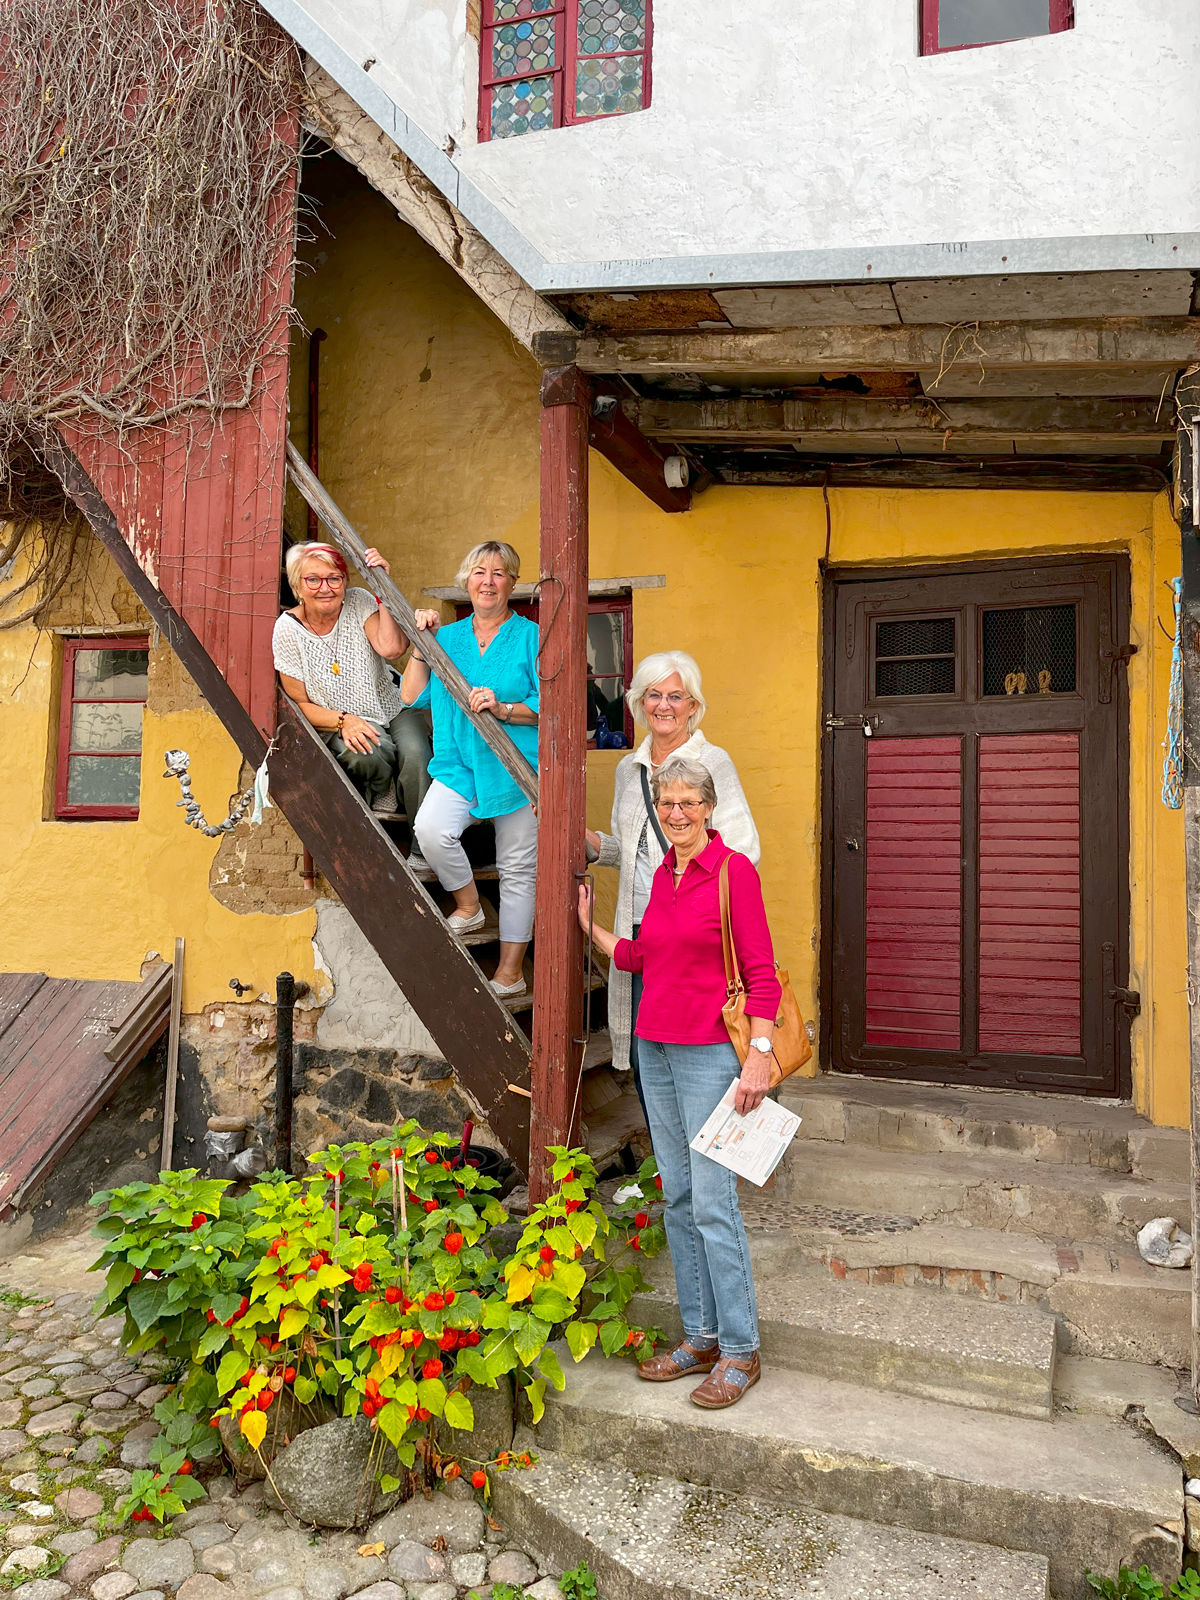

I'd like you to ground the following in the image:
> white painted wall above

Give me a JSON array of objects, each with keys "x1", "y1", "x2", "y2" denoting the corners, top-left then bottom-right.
[{"x1": 275, "y1": 0, "x2": 1200, "y2": 290}]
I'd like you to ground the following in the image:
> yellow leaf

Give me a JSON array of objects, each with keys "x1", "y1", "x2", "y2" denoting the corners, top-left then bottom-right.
[
  {"x1": 357, "y1": 1542, "x2": 386, "y2": 1559},
  {"x1": 240, "y1": 1409, "x2": 267, "y2": 1452},
  {"x1": 378, "y1": 1345, "x2": 403, "y2": 1378},
  {"x1": 279, "y1": 1306, "x2": 307, "y2": 1339},
  {"x1": 507, "y1": 1264, "x2": 536, "y2": 1304}
]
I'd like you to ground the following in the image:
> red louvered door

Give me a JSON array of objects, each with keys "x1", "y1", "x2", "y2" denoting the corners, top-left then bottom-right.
[{"x1": 827, "y1": 558, "x2": 1129, "y2": 1096}]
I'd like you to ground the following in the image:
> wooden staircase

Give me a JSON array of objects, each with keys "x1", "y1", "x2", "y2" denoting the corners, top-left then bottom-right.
[{"x1": 41, "y1": 426, "x2": 644, "y2": 1176}]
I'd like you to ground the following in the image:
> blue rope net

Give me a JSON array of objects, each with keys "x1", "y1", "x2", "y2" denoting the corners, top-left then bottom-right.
[{"x1": 1163, "y1": 577, "x2": 1184, "y2": 809}]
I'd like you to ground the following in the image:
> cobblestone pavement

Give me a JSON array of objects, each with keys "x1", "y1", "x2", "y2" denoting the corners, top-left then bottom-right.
[{"x1": 0, "y1": 1278, "x2": 563, "y2": 1600}]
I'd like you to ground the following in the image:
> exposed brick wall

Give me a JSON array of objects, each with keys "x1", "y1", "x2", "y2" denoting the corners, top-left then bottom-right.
[{"x1": 208, "y1": 760, "x2": 318, "y2": 915}]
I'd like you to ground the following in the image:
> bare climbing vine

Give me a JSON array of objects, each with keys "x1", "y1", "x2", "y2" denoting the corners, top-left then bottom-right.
[{"x1": 0, "y1": 0, "x2": 302, "y2": 622}]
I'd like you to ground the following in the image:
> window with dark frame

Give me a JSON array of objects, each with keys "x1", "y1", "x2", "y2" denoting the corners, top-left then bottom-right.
[
  {"x1": 478, "y1": 0, "x2": 651, "y2": 143},
  {"x1": 455, "y1": 595, "x2": 635, "y2": 746},
  {"x1": 55, "y1": 636, "x2": 149, "y2": 820},
  {"x1": 920, "y1": 0, "x2": 1073, "y2": 55}
]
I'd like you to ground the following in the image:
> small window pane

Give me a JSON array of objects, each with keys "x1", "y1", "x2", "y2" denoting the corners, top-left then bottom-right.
[
  {"x1": 493, "y1": 0, "x2": 557, "y2": 17},
  {"x1": 876, "y1": 618, "x2": 955, "y2": 659},
  {"x1": 72, "y1": 647, "x2": 148, "y2": 700},
  {"x1": 876, "y1": 658, "x2": 956, "y2": 697},
  {"x1": 491, "y1": 75, "x2": 556, "y2": 138},
  {"x1": 587, "y1": 610, "x2": 626, "y2": 734},
  {"x1": 937, "y1": 0, "x2": 1052, "y2": 48},
  {"x1": 982, "y1": 604, "x2": 1077, "y2": 696},
  {"x1": 576, "y1": 54, "x2": 644, "y2": 118},
  {"x1": 492, "y1": 15, "x2": 557, "y2": 79},
  {"x1": 70, "y1": 701, "x2": 142, "y2": 752},
  {"x1": 66, "y1": 756, "x2": 142, "y2": 809},
  {"x1": 577, "y1": 0, "x2": 645, "y2": 56}
]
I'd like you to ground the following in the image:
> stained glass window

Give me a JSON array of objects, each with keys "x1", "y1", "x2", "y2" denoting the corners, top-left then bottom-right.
[
  {"x1": 479, "y1": 0, "x2": 650, "y2": 141},
  {"x1": 56, "y1": 637, "x2": 149, "y2": 819}
]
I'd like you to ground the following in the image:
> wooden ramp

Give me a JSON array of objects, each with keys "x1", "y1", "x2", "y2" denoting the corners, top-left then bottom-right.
[{"x1": 0, "y1": 968, "x2": 172, "y2": 1219}]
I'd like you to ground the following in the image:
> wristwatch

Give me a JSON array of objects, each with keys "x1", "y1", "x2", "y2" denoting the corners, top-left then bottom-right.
[{"x1": 749, "y1": 1037, "x2": 773, "y2": 1055}]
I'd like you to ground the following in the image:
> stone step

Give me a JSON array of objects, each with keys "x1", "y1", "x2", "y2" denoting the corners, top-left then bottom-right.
[
  {"x1": 1054, "y1": 1353, "x2": 1180, "y2": 1420},
  {"x1": 739, "y1": 1216, "x2": 1190, "y2": 1370},
  {"x1": 533, "y1": 1351, "x2": 1183, "y2": 1600},
  {"x1": 780, "y1": 1076, "x2": 1188, "y2": 1183},
  {"x1": 495, "y1": 1448, "x2": 1051, "y2": 1600},
  {"x1": 773, "y1": 1139, "x2": 1185, "y2": 1248},
  {"x1": 628, "y1": 1262, "x2": 1057, "y2": 1418}
]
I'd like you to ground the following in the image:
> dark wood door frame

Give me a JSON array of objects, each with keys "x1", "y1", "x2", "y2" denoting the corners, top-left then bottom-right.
[{"x1": 819, "y1": 552, "x2": 1132, "y2": 1099}]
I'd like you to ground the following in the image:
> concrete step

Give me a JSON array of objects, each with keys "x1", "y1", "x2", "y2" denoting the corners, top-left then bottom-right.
[
  {"x1": 781, "y1": 1075, "x2": 1188, "y2": 1183},
  {"x1": 495, "y1": 1448, "x2": 1051, "y2": 1600},
  {"x1": 742, "y1": 1217, "x2": 1190, "y2": 1369},
  {"x1": 534, "y1": 1351, "x2": 1183, "y2": 1600},
  {"x1": 1054, "y1": 1354, "x2": 1180, "y2": 1420},
  {"x1": 628, "y1": 1264, "x2": 1057, "y2": 1418},
  {"x1": 774, "y1": 1139, "x2": 1186, "y2": 1248}
]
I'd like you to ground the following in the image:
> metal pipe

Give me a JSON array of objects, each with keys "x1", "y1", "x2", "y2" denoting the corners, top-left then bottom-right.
[
  {"x1": 306, "y1": 329, "x2": 326, "y2": 541},
  {"x1": 275, "y1": 971, "x2": 296, "y2": 1174}
]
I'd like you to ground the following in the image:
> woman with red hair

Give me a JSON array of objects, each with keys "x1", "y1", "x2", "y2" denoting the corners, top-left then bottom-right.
[{"x1": 273, "y1": 541, "x2": 431, "y2": 835}]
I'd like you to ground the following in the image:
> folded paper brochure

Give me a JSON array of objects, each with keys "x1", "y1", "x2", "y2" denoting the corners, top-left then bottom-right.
[{"x1": 689, "y1": 1081, "x2": 802, "y2": 1187}]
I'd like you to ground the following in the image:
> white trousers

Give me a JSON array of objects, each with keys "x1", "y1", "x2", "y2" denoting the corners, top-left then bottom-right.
[{"x1": 414, "y1": 779, "x2": 538, "y2": 944}]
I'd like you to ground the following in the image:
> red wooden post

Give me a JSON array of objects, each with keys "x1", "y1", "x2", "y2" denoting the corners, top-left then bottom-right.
[{"x1": 529, "y1": 365, "x2": 590, "y2": 1202}]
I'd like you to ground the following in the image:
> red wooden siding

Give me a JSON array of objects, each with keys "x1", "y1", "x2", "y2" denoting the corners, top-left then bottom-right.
[
  {"x1": 978, "y1": 733, "x2": 1082, "y2": 1056},
  {"x1": 864, "y1": 736, "x2": 963, "y2": 1051}
]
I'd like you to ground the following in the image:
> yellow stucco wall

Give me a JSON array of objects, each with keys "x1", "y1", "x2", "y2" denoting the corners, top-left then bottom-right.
[
  {"x1": 0, "y1": 551, "x2": 322, "y2": 1015},
  {"x1": 291, "y1": 159, "x2": 1189, "y2": 1125}
]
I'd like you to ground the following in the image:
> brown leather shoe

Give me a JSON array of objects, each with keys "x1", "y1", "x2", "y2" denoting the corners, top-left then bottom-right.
[
  {"x1": 636, "y1": 1338, "x2": 720, "y2": 1383},
  {"x1": 689, "y1": 1351, "x2": 761, "y2": 1409}
]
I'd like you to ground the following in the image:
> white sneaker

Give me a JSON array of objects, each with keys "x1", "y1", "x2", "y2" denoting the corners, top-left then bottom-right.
[
  {"x1": 371, "y1": 788, "x2": 399, "y2": 816},
  {"x1": 490, "y1": 976, "x2": 527, "y2": 999},
  {"x1": 407, "y1": 850, "x2": 430, "y2": 873},
  {"x1": 447, "y1": 905, "x2": 486, "y2": 934}
]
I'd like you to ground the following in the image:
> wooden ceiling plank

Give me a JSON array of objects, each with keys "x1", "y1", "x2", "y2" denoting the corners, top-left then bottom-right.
[
  {"x1": 892, "y1": 271, "x2": 1196, "y2": 325},
  {"x1": 632, "y1": 395, "x2": 1175, "y2": 444},
  {"x1": 919, "y1": 366, "x2": 1181, "y2": 398},
  {"x1": 713, "y1": 284, "x2": 901, "y2": 328},
  {"x1": 533, "y1": 319, "x2": 1200, "y2": 377}
]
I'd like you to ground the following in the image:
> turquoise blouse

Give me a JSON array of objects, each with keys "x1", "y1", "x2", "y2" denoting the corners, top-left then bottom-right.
[{"x1": 408, "y1": 613, "x2": 540, "y2": 819}]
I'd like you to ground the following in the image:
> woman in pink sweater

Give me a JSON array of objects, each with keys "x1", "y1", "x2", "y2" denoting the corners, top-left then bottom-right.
[{"x1": 578, "y1": 756, "x2": 779, "y2": 1409}]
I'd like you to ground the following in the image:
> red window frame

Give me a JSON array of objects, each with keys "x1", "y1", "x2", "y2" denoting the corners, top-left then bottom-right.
[
  {"x1": 454, "y1": 595, "x2": 635, "y2": 746},
  {"x1": 55, "y1": 635, "x2": 149, "y2": 821},
  {"x1": 920, "y1": 0, "x2": 1073, "y2": 55},
  {"x1": 478, "y1": 0, "x2": 653, "y2": 144}
]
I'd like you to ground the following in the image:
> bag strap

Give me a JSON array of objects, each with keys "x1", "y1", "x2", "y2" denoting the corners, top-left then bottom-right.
[
  {"x1": 718, "y1": 856, "x2": 744, "y2": 998},
  {"x1": 639, "y1": 765, "x2": 672, "y2": 855}
]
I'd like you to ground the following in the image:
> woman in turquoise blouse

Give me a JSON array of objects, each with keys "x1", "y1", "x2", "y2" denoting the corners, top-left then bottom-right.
[{"x1": 401, "y1": 541, "x2": 539, "y2": 997}]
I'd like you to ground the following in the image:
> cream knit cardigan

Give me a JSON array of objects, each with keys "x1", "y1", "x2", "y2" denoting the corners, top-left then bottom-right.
[{"x1": 592, "y1": 729, "x2": 761, "y2": 1074}]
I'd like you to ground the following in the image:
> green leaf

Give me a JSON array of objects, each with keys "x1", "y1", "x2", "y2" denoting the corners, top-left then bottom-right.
[
  {"x1": 216, "y1": 1350, "x2": 246, "y2": 1396},
  {"x1": 293, "y1": 1376, "x2": 318, "y2": 1405},
  {"x1": 104, "y1": 1259, "x2": 136, "y2": 1300},
  {"x1": 443, "y1": 1390, "x2": 474, "y2": 1431},
  {"x1": 416, "y1": 1378, "x2": 447, "y2": 1417},
  {"x1": 379, "y1": 1474, "x2": 401, "y2": 1494},
  {"x1": 126, "y1": 1281, "x2": 168, "y2": 1333},
  {"x1": 566, "y1": 1209, "x2": 597, "y2": 1248},
  {"x1": 564, "y1": 1320, "x2": 597, "y2": 1363},
  {"x1": 513, "y1": 1314, "x2": 551, "y2": 1366},
  {"x1": 529, "y1": 1288, "x2": 574, "y2": 1325},
  {"x1": 523, "y1": 1375, "x2": 546, "y2": 1423},
  {"x1": 554, "y1": 1261, "x2": 586, "y2": 1300},
  {"x1": 375, "y1": 1400, "x2": 408, "y2": 1447},
  {"x1": 598, "y1": 1319, "x2": 629, "y2": 1356},
  {"x1": 196, "y1": 1322, "x2": 229, "y2": 1361},
  {"x1": 537, "y1": 1346, "x2": 566, "y2": 1391},
  {"x1": 279, "y1": 1306, "x2": 308, "y2": 1340}
]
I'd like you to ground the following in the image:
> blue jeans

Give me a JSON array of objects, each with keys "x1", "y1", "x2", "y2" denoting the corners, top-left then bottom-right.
[
  {"x1": 637, "y1": 1036, "x2": 759, "y2": 1357},
  {"x1": 630, "y1": 966, "x2": 649, "y2": 1128}
]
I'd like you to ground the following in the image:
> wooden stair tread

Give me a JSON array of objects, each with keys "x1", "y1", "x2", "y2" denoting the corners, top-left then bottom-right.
[
  {"x1": 501, "y1": 968, "x2": 608, "y2": 1013},
  {"x1": 584, "y1": 1089, "x2": 647, "y2": 1167},
  {"x1": 583, "y1": 1029, "x2": 614, "y2": 1072}
]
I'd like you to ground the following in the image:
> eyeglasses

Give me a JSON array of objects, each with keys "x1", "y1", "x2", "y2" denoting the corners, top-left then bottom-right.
[
  {"x1": 656, "y1": 798, "x2": 705, "y2": 815},
  {"x1": 644, "y1": 691, "x2": 689, "y2": 708},
  {"x1": 302, "y1": 574, "x2": 345, "y2": 590}
]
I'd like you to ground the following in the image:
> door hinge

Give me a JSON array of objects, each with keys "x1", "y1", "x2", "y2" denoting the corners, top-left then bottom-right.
[
  {"x1": 824, "y1": 714, "x2": 879, "y2": 735},
  {"x1": 1108, "y1": 986, "x2": 1141, "y2": 1016}
]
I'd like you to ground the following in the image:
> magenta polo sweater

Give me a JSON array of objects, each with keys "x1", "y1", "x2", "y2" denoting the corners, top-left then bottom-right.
[{"x1": 612, "y1": 830, "x2": 782, "y2": 1047}]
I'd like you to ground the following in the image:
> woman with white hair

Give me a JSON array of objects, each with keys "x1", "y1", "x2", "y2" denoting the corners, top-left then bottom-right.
[
  {"x1": 401, "y1": 541, "x2": 539, "y2": 998},
  {"x1": 273, "y1": 541, "x2": 432, "y2": 830},
  {"x1": 586, "y1": 650, "x2": 759, "y2": 1106}
]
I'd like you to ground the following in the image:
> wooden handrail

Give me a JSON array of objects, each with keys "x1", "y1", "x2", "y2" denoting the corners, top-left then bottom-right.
[{"x1": 285, "y1": 441, "x2": 539, "y2": 807}]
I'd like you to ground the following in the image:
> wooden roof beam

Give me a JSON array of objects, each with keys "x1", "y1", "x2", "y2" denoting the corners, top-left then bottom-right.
[
  {"x1": 533, "y1": 319, "x2": 1200, "y2": 377},
  {"x1": 632, "y1": 395, "x2": 1176, "y2": 448}
]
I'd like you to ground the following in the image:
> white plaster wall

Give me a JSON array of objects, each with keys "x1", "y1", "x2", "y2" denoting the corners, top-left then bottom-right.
[
  {"x1": 303, "y1": 0, "x2": 1199, "y2": 270},
  {"x1": 312, "y1": 900, "x2": 442, "y2": 1058}
]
